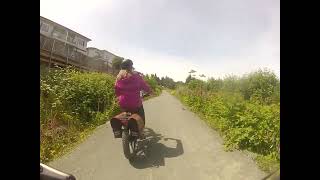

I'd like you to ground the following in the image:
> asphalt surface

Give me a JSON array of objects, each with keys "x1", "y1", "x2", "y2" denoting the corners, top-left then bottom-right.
[{"x1": 49, "y1": 91, "x2": 266, "y2": 180}]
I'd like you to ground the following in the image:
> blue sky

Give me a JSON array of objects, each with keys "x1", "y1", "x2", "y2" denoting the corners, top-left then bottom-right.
[{"x1": 41, "y1": 0, "x2": 279, "y2": 82}]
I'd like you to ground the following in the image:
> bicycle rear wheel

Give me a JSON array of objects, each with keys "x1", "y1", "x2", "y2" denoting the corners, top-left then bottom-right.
[{"x1": 122, "y1": 130, "x2": 134, "y2": 160}]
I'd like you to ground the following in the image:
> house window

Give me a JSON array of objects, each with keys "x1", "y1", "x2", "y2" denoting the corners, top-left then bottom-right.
[
  {"x1": 52, "y1": 28, "x2": 67, "y2": 40},
  {"x1": 41, "y1": 23, "x2": 49, "y2": 32},
  {"x1": 68, "y1": 34, "x2": 76, "y2": 44},
  {"x1": 78, "y1": 40, "x2": 85, "y2": 47}
]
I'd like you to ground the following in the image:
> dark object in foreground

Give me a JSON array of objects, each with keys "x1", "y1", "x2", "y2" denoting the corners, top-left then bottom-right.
[{"x1": 40, "y1": 163, "x2": 76, "y2": 180}]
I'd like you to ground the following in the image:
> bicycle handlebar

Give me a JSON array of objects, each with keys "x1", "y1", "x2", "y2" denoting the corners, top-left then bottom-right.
[{"x1": 40, "y1": 163, "x2": 76, "y2": 180}]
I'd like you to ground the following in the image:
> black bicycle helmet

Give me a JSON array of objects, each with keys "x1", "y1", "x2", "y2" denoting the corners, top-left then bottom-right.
[{"x1": 121, "y1": 59, "x2": 133, "y2": 70}]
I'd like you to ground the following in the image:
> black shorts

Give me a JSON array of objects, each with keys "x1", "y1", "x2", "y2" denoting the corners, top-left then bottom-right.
[{"x1": 121, "y1": 105, "x2": 145, "y2": 123}]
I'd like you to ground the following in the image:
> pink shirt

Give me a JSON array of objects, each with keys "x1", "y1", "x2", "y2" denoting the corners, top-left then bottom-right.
[{"x1": 115, "y1": 73, "x2": 151, "y2": 111}]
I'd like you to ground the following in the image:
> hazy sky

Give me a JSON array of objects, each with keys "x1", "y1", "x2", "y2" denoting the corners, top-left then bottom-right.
[{"x1": 40, "y1": 0, "x2": 279, "y2": 82}]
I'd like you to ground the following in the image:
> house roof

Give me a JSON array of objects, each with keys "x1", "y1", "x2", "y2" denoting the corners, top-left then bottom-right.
[
  {"x1": 40, "y1": 16, "x2": 91, "y2": 41},
  {"x1": 87, "y1": 47, "x2": 99, "y2": 50}
]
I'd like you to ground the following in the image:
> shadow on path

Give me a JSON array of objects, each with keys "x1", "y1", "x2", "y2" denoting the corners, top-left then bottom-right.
[{"x1": 129, "y1": 128, "x2": 184, "y2": 169}]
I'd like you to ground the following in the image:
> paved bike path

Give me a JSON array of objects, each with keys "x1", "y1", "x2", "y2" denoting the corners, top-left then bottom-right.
[{"x1": 50, "y1": 91, "x2": 266, "y2": 180}]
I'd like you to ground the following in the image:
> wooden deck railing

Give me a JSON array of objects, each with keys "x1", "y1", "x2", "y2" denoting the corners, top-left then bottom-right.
[{"x1": 40, "y1": 34, "x2": 115, "y2": 74}]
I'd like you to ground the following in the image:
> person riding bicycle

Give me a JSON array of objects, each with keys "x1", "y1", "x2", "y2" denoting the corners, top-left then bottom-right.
[{"x1": 111, "y1": 59, "x2": 152, "y2": 139}]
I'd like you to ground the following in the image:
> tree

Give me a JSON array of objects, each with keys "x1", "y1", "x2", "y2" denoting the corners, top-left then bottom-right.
[
  {"x1": 144, "y1": 73, "x2": 159, "y2": 92},
  {"x1": 160, "y1": 77, "x2": 165, "y2": 85},
  {"x1": 187, "y1": 78, "x2": 205, "y2": 90},
  {"x1": 185, "y1": 74, "x2": 193, "y2": 84},
  {"x1": 154, "y1": 73, "x2": 161, "y2": 84},
  {"x1": 159, "y1": 76, "x2": 176, "y2": 89},
  {"x1": 239, "y1": 69, "x2": 279, "y2": 103},
  {"x1": 222, "y1": 75, "x2": 239, "y2": 92},
  {"x1": 176, "y1": 81, "x2": 184, "y2": 86},
  {"x1": 207, "y1": 78, "x2": 223, "y2": 92},
  {"x1": 112, "y1": 56, "x2": 124, "y2": 71},
  {"x1": 186, "y1": 69, "x2": 197, "y2": 83},
  {"x1": 189, "y1": 70, "x2": 196, "y2": 74}
]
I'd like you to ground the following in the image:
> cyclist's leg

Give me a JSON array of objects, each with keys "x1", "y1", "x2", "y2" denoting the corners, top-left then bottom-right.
[
  {"x1": 127, "y1": 106, "x2": 145, "y2": 139},
  {"x1": 137, "y1": 105, "x2": 145, "y2": 125},
  {"x1": 128, "y1": 119, "x2": 139, "y2": 140},
  {"x1": 136, "y1": 106, "x2": 146, "y2": 138},
  {"x1": 110, "y1": 118, "x2": 122, "y2": 138}
]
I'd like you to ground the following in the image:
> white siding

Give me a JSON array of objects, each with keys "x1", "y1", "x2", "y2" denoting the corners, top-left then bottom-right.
[
  {"x1": 103, "y1": 51, "x2": 116, "y2": 63},
  {"x1": 86, "y1": 48, "x2": 116, "y2": 64},
  {"x1": 40, "y1": 21, "x2": 54, "y2": 36},
  {"x1": 40, "y1": 17, "x2": 90, "y2": 51},
  {"x1": 87, "y1": 48, "x2": 98, "y2": 57},
  {"x1": 74, "y1": 36, "x2": 87, "y2": 51}
]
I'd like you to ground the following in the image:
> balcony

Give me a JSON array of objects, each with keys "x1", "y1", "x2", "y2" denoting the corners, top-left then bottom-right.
[{"x1": 40, "y1": 34, "x2": 115, "y2": 74}]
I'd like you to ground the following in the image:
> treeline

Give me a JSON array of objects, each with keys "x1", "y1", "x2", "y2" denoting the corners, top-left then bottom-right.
[{"x1": 142, "y1": 73, "x2": 183, "y2": 89}]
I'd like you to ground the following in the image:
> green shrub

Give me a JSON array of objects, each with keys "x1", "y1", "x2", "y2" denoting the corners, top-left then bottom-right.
[
  {"x1": 206, "y1": 78, "x2": 223, "y2": 92},
  {"x1": 40, "y1": 67, "x2": 119, "y2": 163},
  {"x1": 240, "y1": 69, "x2": 279, "y2": 104},
  {"x1": 174, "y1": 69, "x2": 280, "y2": 172},
  {"x1": 144, "y1": 74, "x2": 163, "y2": 96},
  {"x1": 40, "y1": 68, "x2": 162, "y2": 163}
]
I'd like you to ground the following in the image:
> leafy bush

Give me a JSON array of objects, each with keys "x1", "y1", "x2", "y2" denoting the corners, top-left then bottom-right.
[
  {"x1": 40, "y1": 67, "x2": 120, "y2": 163},
  {"x1": 221, "y1": 75, "x2": 241, "y2": 93},
  {"x1": 144, "y1": 74, "x2": 162, "y2": 96},
  {"x1": 111, "y1": 56, "x2": 124, "y2": 71},
  {"x1": 159, "y1": 76, "x2": 176, "y2": 89},
  {"x1": 206, "y1": 78, "x2": 223, "y2": 92},
  {"x1": 40, "y1": 67, "x2": 162, "y2": 163},
  {"x1": 173, "y1": 69, "x2": 280, "y2": 172},
  {"x1": 240, "y1": 69, "x2": 279, "y2": 104}
]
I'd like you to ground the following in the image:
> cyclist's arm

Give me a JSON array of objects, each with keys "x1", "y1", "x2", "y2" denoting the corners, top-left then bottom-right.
[
  {"x1": 114, "y1": 81, "x2": 122, "y2": 97},
  {"x1": 139, "y1": 77, "x2": 152, "y2": 95}
]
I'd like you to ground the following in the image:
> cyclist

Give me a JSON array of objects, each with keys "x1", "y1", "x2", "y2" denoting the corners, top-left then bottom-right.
[{"x1": 111, "y1": 59, "x2": 151, "y2": 139}]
